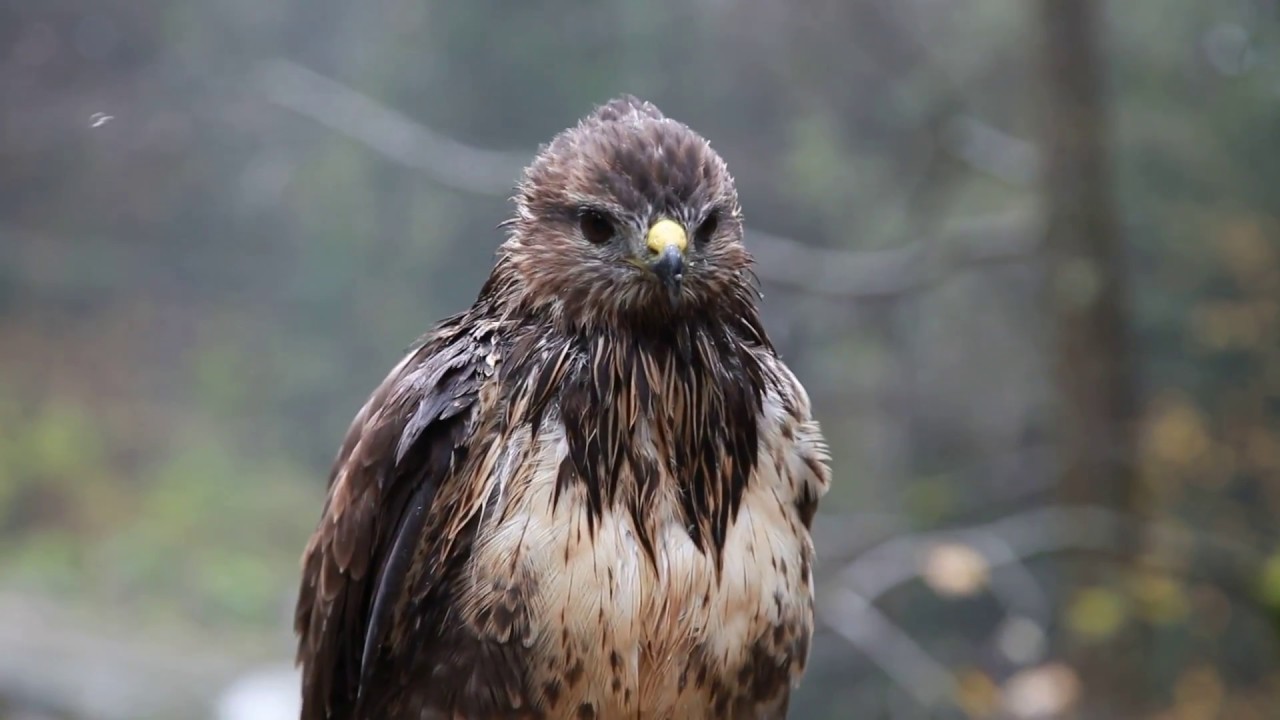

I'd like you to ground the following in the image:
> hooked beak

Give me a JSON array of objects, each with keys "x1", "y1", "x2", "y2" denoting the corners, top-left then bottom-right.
[{"x1": 646, "y1": 219, "x2": 687, "y2": 305}]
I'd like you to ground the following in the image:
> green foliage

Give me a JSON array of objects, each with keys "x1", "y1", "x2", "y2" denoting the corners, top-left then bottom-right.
[{"x1": 0, "y1": 385, "x2": 319, "y2": 629}]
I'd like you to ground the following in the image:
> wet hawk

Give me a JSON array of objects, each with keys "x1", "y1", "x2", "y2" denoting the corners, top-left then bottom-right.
[{"x1": 295, "y1": 96, "x2": 831, "y2": 720}]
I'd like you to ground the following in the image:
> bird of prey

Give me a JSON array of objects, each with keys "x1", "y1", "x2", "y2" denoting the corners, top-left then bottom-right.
[{"x1": 294, "y1": 95, "x2": 831, "y2": 720}]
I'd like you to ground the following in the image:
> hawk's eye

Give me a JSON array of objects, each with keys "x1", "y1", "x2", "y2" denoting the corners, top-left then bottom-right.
[
  {"x1": 578, "y1": 209, "x2": 615, "y2": 245},
  {"x1": 694, "y1": 212, "x2": 719, "y2": 244}
]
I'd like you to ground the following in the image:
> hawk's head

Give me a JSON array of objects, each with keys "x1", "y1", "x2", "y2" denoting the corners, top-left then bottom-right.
[{"x1": 502, "y1": 96, "x2": 754, "y2": 329}]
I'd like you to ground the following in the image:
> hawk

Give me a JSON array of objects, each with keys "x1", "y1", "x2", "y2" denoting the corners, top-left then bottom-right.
[{"x1": 295, "y1": 96, "x2": 831, "y2": 720}]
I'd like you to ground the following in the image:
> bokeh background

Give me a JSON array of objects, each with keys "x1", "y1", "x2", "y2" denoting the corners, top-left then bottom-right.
[{"x1": 2, "y1": 0, "x2": 1279, "y2": 717}]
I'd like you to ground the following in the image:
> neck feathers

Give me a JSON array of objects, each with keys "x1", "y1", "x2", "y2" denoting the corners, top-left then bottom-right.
[{"x1": 499, "y1": 310, "x2": 770, "y2": 564}]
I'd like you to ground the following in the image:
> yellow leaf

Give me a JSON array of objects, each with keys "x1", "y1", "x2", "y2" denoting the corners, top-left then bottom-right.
[
  {"x1": 1066, "y1": 586, "x2": 1127, "y2": 640},
  {"x1": 1258, "y1": 552, "x2": 1280, "y2": 607},
  {"x1": 955, "y1": 667, "x2": 998, "y2": 718},
  {"x1": 1142, "y1": 396, "x2": 1210, "y2": 467}
]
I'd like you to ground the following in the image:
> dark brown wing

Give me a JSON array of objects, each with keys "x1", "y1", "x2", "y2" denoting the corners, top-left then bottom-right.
[{"x1": 294, "y1": 313, "x2": 494, "y2": 720}]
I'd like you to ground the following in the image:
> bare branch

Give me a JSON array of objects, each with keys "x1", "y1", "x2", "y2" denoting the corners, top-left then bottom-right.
[
  {"x1": 747, "y1": 212, "x2": 1037, "y2": 299},
  {"x1": 832, "y1": 504, "x2": 1263, "y2": 606},
  {"x1": 881, "y1": 0, "x2": 1043, "y2": 186},
  {"x1": 942, "y1": 114, "x2": 1040, "y2": 186},
  {"x1": 815, "y1": 503, "x2": 1265, "y2": 707},
  {"x1": 255, "y1": 59, "x2": 527, "y2": 196},
  {"x1": 254, "y1": 58, "x2": 1040, "y2": 299},
  {"x1": 817, "y1": 587, "x2": 958, "y2": 708}
]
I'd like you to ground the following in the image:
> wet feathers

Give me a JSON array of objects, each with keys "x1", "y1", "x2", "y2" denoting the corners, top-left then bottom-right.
[{"x1": 295, "y1": 96, "x2": 831, "y2": 719}]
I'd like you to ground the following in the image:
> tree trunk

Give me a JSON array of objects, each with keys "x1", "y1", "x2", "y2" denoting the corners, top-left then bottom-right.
[{"x1": 1037, "y1": 0, "x2": 1144, "y2": 714}]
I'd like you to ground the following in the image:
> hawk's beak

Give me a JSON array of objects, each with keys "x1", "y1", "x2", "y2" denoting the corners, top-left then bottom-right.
[{"x1": 646, "y1": 219, "x2": 687, "y2": 305}]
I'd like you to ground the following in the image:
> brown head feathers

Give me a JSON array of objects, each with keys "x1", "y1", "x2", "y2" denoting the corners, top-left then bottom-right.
[{"x1": 494, "y1": 96, "x2": 756, "y2": 330}]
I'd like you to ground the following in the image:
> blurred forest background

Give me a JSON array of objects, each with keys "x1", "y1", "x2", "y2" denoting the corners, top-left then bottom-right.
[{"x1": 2, "y1": 0, "x2": 1279, "y2": 717}]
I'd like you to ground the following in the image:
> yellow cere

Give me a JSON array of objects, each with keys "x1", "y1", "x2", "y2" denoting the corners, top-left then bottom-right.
[{"x1": 646, "y1": 219, "x2": 688, "y2": 255}]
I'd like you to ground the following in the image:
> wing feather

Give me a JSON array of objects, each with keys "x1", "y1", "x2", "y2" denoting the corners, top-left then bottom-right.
[
  {"x1": 294, "y1": 315, "x2": 495, "y2": 720},
  {"x1": 360, "y1": 476, "x2": 433, "y2": 692}
]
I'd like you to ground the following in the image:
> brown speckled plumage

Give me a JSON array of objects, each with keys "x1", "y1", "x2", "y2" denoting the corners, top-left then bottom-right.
[{"x1": 294, "y1": 96, "x2": 831, "y2": 720}]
